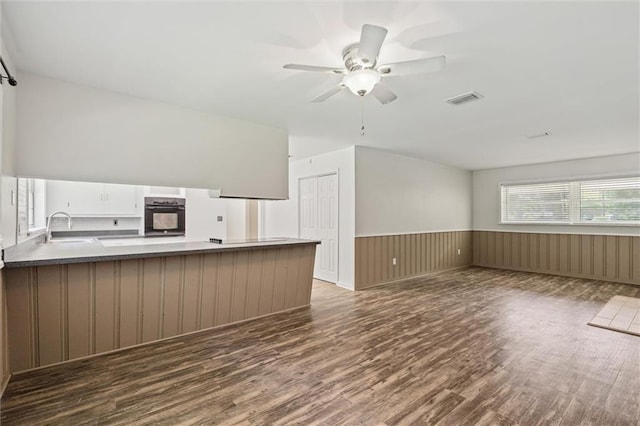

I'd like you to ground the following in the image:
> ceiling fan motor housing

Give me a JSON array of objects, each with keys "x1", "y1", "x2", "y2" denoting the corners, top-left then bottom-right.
[{"x1": 342, "y1": 44, "x2": 377, "y2": 71}]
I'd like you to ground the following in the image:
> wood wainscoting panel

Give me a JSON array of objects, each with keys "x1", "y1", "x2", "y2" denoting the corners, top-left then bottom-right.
[
  {"x1": 354, "y1": 231, "x2": 473, "y2": 290},
  {"x1": 182, "y1": 255, "x2": 202, "y2": 334},
  {"x1": 633, "y1": 237, "x2": 640, "y2": 283},
  {"x1": 0, "y1": 268, "x2": 11, "y2": 397},
  {"x1": 141, "y1": 257, "x2": 163, "y2": 343},
  {"x1": 258, "y1": 249, "x2": 277, "y2": 317},
  {"x1": 66, "y1": 263, "x2": 92, "y2": 360},
  {"x1": 215, "y1": 252, "x2": 234, "y2": 326},
  {"x1": 36, "y1": 265, "x2": 65, "y2": 367},
  {"x1": 4, "y1": 268, "x2": 35, "y2": 372},
  {"x1": 162, "y1": 256, "x2": 183, "y2": 339},
  {"x1": 473, "y1": 231, "x2": 639, "y2": 285},
  {"x1": 118, "y1": 259, "x2": 141, "y2": 350},
  {"x1": 94, "y1": 262, "x2": 117, "y2": 354},
  {"x1": 231, "y1": 250, "x2": 250, "y2": 323},
  {"x1": 4, "y1": 244, "x2": 317, "y2": 372},
  {"x1": 271, "y1": 248, "x2": 289, "y2": 313},
  {"x1": 245, "y1": 250, "x2": 264, "y2": 319},
  {"x1": 200, "y1": 253, "x2": 219, "y2": 330}
]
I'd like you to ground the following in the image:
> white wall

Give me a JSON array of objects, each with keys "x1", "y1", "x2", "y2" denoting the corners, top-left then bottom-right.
[
  {"x1": 185, "y1": 188, "x2": 226, "y2": 241},
  {"x1": 355, "y1": 146, "x2": 473, "y2": 236},
  {"x1": 263, "y1": 146, "x2": 356, "y2": 289},
  {"x1": 0, "y1": 38, "x2": 17, "y2": 247},
  {"x1": 1, "y1": 45, "x2": 14, "y2": 177},
  {"x1": 473, "y1": 152, "x2": 640, "y2": 235},
  {"x1": 225, "y1": 199, "x2": 247, "y2": 241},
  {"x1": 16, "y1": 73, "x2": 289, "y2": 199}
]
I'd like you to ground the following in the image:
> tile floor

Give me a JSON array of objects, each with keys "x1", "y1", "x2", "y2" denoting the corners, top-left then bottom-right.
[{"x1": 589, "y1": 295, "x2": 640, "y2": 336}]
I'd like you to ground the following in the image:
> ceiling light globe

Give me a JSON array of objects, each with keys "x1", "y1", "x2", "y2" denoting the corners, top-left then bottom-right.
[{"x1": 342, "y1": 69, "x2": 381, "y2": 96}]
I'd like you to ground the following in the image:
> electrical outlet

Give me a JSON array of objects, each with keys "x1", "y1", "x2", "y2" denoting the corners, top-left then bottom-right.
[
  {"x1": 457, "y1": 248, "x2": 461, "y2": 255},
  {"x1": 392, "y1": 257, "x2": 397, "y2": 266},
  {"x1": 113, "y1": 219, "x2": 119, "y2": 226},
  {"x1": 217, "y1": 216, "x2": 223, "y2": 222}
]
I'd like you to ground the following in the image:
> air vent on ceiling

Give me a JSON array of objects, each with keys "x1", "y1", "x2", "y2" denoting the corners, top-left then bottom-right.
[{"x1": 443, "y1": 91, "x2": 484, "y2": 105}]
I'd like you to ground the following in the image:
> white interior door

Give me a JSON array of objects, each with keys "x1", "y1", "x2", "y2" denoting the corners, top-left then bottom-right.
[
  {"x1": 299, "y1": 174, "x2": 338, "y2": 283},
  {"x1": 299, "y1": 176, "x2": 317, "y2": 242}
]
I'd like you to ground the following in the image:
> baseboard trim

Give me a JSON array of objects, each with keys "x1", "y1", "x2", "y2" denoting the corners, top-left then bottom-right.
[
  {"x1": 473, "y1": 263, "x2": 640, "y2": 287},
  {"x1": 9, "y1": 305, "x2": 310, "y2": 376},
  {"x1": 357, "y1": 265, "x2": 472, "y2": 290}
]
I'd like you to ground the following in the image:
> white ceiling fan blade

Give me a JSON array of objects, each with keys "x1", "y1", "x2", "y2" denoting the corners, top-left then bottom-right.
[
  {"x1": 358, "y1": 24, "x2": 388, "y2": 65},
  {"x1": 372, "y1": 82, "x2": 397, "y2": 105},
  {"x1": 283, "y1": 64, "x2": 345, "y2": 74},
  {"x1": 378, "y1": 55, "x2": 446, "y2": 76},
  {"x1": 311, "y1": 85, "x2": 345, "y2": 103}
]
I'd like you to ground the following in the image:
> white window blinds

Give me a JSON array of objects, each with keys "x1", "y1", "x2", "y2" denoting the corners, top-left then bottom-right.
[
  {"x1": 501, "y1": 176, "x2": 640, "y2": 225},
  {"x1": 501, "y1": 182, "x2": 571, "y2": 223},
  {"x1": 579, "y1": 177, "x2": 640, "y2": 223}
]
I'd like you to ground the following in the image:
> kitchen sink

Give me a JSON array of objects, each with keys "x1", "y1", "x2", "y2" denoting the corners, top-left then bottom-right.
[{"x1": 47, "y1": 238, "x2": 96, "y2": 244}]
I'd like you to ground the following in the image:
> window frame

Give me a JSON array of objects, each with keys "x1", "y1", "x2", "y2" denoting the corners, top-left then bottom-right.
[{"x1": 499, "y1": 174, "x2": 640, "y2": 227}]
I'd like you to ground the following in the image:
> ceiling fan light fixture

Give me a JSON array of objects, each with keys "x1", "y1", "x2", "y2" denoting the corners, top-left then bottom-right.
[{"x1": 342, "y1": 69, "x2": 380, "y2": 96}]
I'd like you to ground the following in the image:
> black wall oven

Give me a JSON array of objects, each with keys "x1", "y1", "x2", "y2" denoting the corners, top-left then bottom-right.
[{"x1": 144, "y1": 197, "x2": 186, "y2": 237}]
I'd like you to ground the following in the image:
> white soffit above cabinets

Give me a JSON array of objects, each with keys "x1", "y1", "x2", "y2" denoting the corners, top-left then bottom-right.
[{"x1": 3, "y1": 1, "x2": 638, "y2": 170}]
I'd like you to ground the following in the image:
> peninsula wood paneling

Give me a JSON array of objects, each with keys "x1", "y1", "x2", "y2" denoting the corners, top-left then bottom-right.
[
  {"x1": 0, "y1": 269, "x2": 10, "y2": 397},
  {"x1": 354, "y1": 231, "x2": 473, "y2": 290},
  {"x1": 4, "y1": 244, "x2": 316, "y2": 372},
  {"x1": 473, "y1": 231, "x2": 640, "y2": 285}
]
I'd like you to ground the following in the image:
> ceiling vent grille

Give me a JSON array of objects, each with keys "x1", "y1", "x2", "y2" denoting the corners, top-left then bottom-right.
[{"x1": 444, "y1": 91, "x2": 484, "y2": 105}]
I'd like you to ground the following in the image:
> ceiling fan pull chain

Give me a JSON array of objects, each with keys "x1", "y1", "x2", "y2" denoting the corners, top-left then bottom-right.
[{"x1": 361, "y1": 98, "x2": 365, "y2": 136}]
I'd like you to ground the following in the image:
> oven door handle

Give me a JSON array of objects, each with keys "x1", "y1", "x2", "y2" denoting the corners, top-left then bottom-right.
[{"x1": 145, "y1": 206, "x2": 185, "y2": 210}]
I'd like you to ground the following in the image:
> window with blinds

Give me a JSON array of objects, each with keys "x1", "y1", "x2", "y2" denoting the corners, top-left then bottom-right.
[
  {"x1": 501, "y1": 176, "x2": 640, "y2": 225},
  {"x1": 580, "y1": 177, "x2": 640, "y2": 223}
]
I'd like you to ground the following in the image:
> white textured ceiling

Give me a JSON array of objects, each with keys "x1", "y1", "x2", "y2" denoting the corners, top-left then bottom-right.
[{"x1": 3, "y1": 1, "x2": 639, "y2": 170}]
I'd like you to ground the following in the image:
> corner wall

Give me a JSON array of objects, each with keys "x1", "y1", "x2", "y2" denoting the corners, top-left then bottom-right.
[
  {"x1": 262, "y1": 146, "x2": 356, "y2": 289},
  {"x1": 354, "y1": 147, "x2": 473, "y2": 289}
]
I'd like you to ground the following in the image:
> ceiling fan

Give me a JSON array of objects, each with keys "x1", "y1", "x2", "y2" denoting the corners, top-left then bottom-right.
[{"x1": 283, "y1": 24, "x2": 445, "y2": 105}]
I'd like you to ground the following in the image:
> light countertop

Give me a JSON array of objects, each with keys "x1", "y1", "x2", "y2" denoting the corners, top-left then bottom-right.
[{"x1": 4, "y1": 237, "x2": 319, "y2": 268}]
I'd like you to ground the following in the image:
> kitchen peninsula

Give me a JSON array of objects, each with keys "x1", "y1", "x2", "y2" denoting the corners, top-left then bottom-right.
[{"x1": 3, "y1": 237, "x2": 318, "y2": 372}]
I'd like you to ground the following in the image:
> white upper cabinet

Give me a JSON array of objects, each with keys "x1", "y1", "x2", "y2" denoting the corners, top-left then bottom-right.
[
  {"x1": 103, "y1": 183, "x2": 138, "y2": 215},
  {"x1": 46, "y1": 180, "x2": 138, "y2": 216}
]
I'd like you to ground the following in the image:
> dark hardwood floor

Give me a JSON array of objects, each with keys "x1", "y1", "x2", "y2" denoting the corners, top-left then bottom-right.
[{"x1": 2, "y1": 267, "x2": 639, "y2": 425}]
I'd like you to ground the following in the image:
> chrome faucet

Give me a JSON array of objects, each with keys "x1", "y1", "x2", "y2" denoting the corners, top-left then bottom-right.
[{"x1": 45, "y1": 211, "x2": 72, "y2": 243}]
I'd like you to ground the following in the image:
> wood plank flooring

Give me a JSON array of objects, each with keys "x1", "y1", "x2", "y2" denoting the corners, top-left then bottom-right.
[{"x1": 1, "y1": 267, "x2": 639, "y2": 425}]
